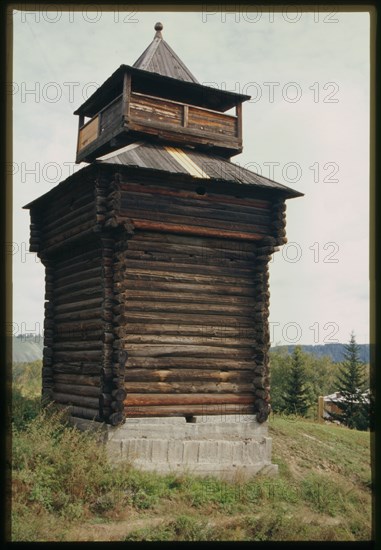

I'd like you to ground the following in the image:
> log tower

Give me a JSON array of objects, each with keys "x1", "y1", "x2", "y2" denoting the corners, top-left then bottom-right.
[{"x1": 25, "y1": 23, "x2": 302, "y2": 477}]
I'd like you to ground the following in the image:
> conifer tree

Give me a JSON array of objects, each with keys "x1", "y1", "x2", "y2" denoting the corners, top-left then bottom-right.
[
  {"x1": 328, "y1": 332, "x2": 369, "y2": 430},
  {"x1": 282, "y1": 345, "x2": 309, "y2": 416}
]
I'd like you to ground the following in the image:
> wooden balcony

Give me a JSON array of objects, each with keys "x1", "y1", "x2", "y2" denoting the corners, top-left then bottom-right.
[{"x1": 76, "y1": 91, "x2": 242, "y2": 163}]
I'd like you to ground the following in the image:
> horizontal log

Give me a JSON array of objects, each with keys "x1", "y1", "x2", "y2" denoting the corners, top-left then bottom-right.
[
  {"x1": 54, "y1": 266, "x2": 102, "y2": 286},
  {"x1": 54, "y1": 244, "x2": 102, "y2": 270},
  {"x1": 52, "y1": 392, "x2": 100, "y2": 408},
  {"x1": 53, "y1": 307, "x2": 103, "y2": 322},
  {"x1": 54, "y1": 373, "x2": 100, "y2": 386},
  {"x1": 120, "y1": 195, "x2": 271, "y2": 228},
  {"x1": 53, "y1": 297, "x2": 103, "y2": 314},
  {"x1": 118, "y1": 268, "x2": 258, "y2": 287},
  {"x1": 124, "y1": 403, "x2": 255, "y2": 417},
  {"x1": 117, "y1": 323, "x2": 256, "y2": 338},
  {"x1": 40, "y1": 219, "x2": 95, "y2": 249},
  {"x1": 126, "y1": 240, "x2": 257, "y2": 263},
  {"x1": 125, "y1": 218, "x2": 264, "y2": 242},
  {"x1": 121, "y1": 334, "x2": 255, "y2": 348},
  {"x1": 123, "y1": 344, "x2": 255, "y2": 358},
  {"x1": 41, "y1": 205, "x2": 94, "y2": 237},
  {"x1": 122, "y1": 249, "x2": 256, "y2": 270},
  {"x1": 40, "y1": 227, "x2": 98, "y2": 257},
  {"x1": 131, "y1": 229, "x2": 260, "y2": 252},
  {"x1": 54, "y1": 383, "x2": 100, "y2": 397},
  {"x1": 55, "y1": 403, "x2": 100, "y2": 421},
  {"x1": 52, "y1": 276, "x2": 104, "y2": 297},
  {"x1": 123, "y1": 381, "x2": 253, "y2": 393},
  {"x1": 119, "y1": 257, "x2": 254, "y2": 279},
  {"x1": 121, "y1": 311, "x2": 261, "y2": 326},
  {"x1": 54, "y1": 350, "x2": 103, "y2": 361},
  {"x1": 123, "y1": 369, "x2": 254, "y2": 383},
  {"x1": 124, "y1": 393, "x2": 254, "y2": 406},
  {"x1": 54, "y1": 329, "x2": 104, "y2": 342},
  {"x1": 53, "y1": 341, "x2": 103, "y2": 351},
  {"x1": 124, "y1": 357, "x2": 256, "y2": 369},
  {"x1": 119, "y1": 182, "x2": 271, "y2": 211},
  {"x1": 119, "y1": 300, "x2": 257, "y2": 317},
  {"x1": 40, "y1": 187, "x2": 95, "y2": 223},
  {"x1": 119, "y1": 278, "x2": 258, "y2": 297},
  {"x1": 53, "y1": 320, "x2": 104, "y2": 333},
  {"x1": 122, "y1": 187, "x2": 271, "y2": 220}
]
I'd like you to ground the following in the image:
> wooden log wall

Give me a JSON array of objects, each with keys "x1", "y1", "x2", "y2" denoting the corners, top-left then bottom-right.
[
  {"x1": 116, "y1": 178, "x2": 273, "y2": 242},
  {"x1": 49, "y1": 238, "x2": 104, "y2": 420},
  {"x1": 112, "y1": 175, "x2": 287, "y2": 421},
  {"x1": 36, "y1": 177, "x2": 96, "y2": 254},
  {"x1": 30, "y1": 178, "x2": 103, "y2": 419},
  {"x1": 28, "y1": 164, "x2": 288, "y2": 424},
  {"x1": 42, "y1": 258, "x2": 54, "y2": 404},
  {"x1": 114, "y1": 229, "x2": 258, "y2": 418}
]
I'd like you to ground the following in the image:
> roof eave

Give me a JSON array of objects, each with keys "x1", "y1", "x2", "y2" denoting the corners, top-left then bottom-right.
[{"x1": 73, "y1": 65, "x2": 251, "y2": 117}]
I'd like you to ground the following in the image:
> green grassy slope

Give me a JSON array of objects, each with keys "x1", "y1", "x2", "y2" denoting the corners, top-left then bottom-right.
[{"x1": 11, "y1": 403, "x2": 372, "y2": 542}]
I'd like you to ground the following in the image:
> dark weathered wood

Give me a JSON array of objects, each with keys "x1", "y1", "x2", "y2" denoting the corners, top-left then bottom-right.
[
  {"x1": 123, "y1": 357, "x2": 255, "y2": 369},
  {"x1": 236, "y1": 102, "x2": 242, "y2": 140},
  {"x1": 119, "y1": 258, "x2": 254, "y2": 278},
  {"x1": 124, "y1": 381, "x2": 254, "y2": 394},
  {"x1": 120, "y1": 311, "x2": 262, "y2": 327},
  {"x1": 53, "y1": 297, "x2": 103, "y2": 314},
  {"x1": 119, "y1": 181, "x2": 272, "y2": 211},
  {"x1": 54, "y1": 266, "x2": 102, "y2": 286},
  {"x1": 55, "y1": 403, "x2": 100, "y2": 420},
  {"x1": 124, "y1": 393, "x2": 254, "y2": 407},
  {"x1": 54, "y1": 350, "x2": 103, "y2": 361},
  {"x1": 53, "y1": 341, "x2": 103, "y2": 351},
  {"x1": 117, "y1": 322, "x2": 256, "y2": 338},
  {"x1": 123, "y1": 369, "x2": 254, "y2": 382},
  {"x1": 121, "y1": 334, "x2": 255, "y2": 347},
  {"x1": 54, "y1": 383, "x2": 100, "y2": 397},
  {"x1": 120, "y1": 194, "x2": 271, "y2": 227},
  {"x1": 41, "y1": 203, "x2": 94, "y2": 235},
  {"x1": 54, "y1": 307, "x2": 103, "y2": 322},
  {"x1": 122, "y1": 345, "x2": 255, "y2": 359},
  {"x1": 128, "y1": 219, "x2": 263, "y2": 241},
  {"x1": 52, "y1": 392, "x2": 100, "y2": 408},
  {"x1": 109, "y1": 412, "x2": 125, "y2": 426},
  {"x1": 120, "y1": 278, "x2": 258, "y2": 297},
  {"x1": 118, "y1": 209, "x2": 268, "y2": 237},
  {"x1": 124, "y1": 404, "x2": 255, "y2": 417},
  {"x1": 54, "y1": 373, "x2": 100, "y2": 385}
]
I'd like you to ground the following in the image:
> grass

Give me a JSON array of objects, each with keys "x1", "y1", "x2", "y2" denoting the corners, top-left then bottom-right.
[{"x1": 10, "y1": 362, "x2": 373, "y2": 542}]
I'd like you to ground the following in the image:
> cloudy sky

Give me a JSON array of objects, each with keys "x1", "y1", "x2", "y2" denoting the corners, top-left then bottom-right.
[{"x1": 11, "y1": 7, "x2": 370, "y2": 346}]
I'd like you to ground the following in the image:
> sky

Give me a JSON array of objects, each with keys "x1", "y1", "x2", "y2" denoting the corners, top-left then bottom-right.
[{"x1": 11, "y1": 7, "x2": 370, "y2": 346}]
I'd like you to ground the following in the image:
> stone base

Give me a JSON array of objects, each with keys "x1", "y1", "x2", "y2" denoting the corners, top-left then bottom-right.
[{"x1": 71, "y1": 415, "x2": 278, "y2": 480}]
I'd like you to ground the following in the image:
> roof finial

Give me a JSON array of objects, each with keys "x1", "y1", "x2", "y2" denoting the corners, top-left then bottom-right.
[{"x1": 154, "y1": 22, "x2": 163, "y2": 38}]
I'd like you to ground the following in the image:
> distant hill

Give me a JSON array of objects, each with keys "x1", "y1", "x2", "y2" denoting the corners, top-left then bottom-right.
[
  {"x1": 270, "y1": 343, "x2": 370, "y2": 364},
  {"x1": 13, "y1": 335, "x2": 44, "y2": 363},
  {"x1": 12, "y1": 336, "x2": 370, "y2": 364}
]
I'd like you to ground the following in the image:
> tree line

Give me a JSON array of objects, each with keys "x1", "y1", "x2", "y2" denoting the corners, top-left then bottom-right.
[{"x1": 270, "y1": 332, "x2": 372, "y2": 431}]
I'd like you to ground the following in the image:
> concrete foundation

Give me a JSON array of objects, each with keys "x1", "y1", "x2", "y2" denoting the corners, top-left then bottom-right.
[{"x1": 72, "y1": 415, "x2": 278, "y2": 480}]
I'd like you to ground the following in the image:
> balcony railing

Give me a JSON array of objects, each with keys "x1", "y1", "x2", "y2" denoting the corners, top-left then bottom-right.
[{"x1": 77, "y1": 91, "x2": 240, "y2": 156}]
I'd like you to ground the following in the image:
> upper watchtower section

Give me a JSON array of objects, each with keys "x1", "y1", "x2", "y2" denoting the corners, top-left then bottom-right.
[{"x1": 74, "y1": 23, "x2": 250, "y2": 163}]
